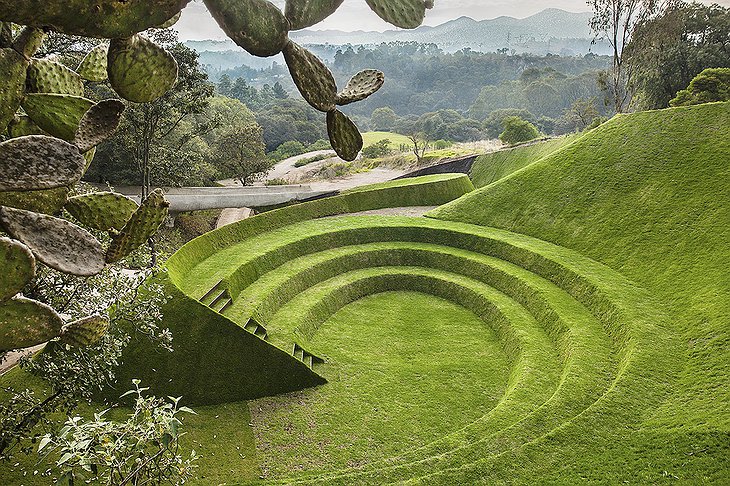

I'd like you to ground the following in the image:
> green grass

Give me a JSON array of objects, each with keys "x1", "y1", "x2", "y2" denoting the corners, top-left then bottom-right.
[
  {"x1": 469, "y1": 133, "x2": 582, "y2": 188},
  {"x1": 251, "y1": 290, "x2": 509, "y2": 478},
  {"x1": 361, "y1": 131, "x2": 413, "y2": 149}
]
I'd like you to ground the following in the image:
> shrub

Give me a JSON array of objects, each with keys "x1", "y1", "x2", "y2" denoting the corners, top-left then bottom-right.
[
  {"x1": 499, "y1": 117, "x2": 541, "y2": 145},
  {"x1": 433, "y1": 139, "x2": 453, "y2": 150},
  {"x1": 362, "y1": 139, "x2": 392, "y2": 159},
  {"x1": 670, "y1": 68, "x2": 730, "y2": 107},
  {"x1": 483, "y1": 109, "x2": 537, "y2": 139}
]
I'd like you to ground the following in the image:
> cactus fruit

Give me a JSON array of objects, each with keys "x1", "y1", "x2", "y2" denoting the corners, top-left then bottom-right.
[
  {"x1": 364, "y1": 0, "x2": 431, "y2": 29},
  {"x1": 204, "y1": 0, "x2": 290, "y2": 57},
  {"x1": 73, "y1": 100, "x2": 126, "y2": 153},
  {"x1": 106, "y1": 189, "x2": 170, "y2": 263},
  {"x1": 26, "y1": 58, "x2": 85, "y2": 97},
  {"x1": 58, "y1": 315, "x2": 109, "y2": 348},
  {"x1": 285, "y1": 0, "x2": 345, "y2": 30},
  {"x1": 0, "y1": 135, "x2": 85, "y2": 192},
  {"x1": 327, "y1": 109, "x2": 363, "y2": 161},
  {"x1": 283, "y1": 41, "x2": 338, "y2": 112},
  {"x1": 0, "y1": 1, "x2": 191, "y2": 39},
  {"x1": 107, "y1": 35, "x2": 179, "y2": 103},
  {"x1": 0, "y1": 296, "x2": 64, "y2": 352},
  {"x1": 66, "y1": 192, "x2": 139, "y2": 232},
  {"x1": 0, "y1": 187, "x2": 70, "y2": 215},
  {"x1": 0, "y1": 237, "x2": 35, "y2": 302},
  {"x1": 336, "y1": 69, "x2": 385, "y2": 106},
  {"x1": 0, "y1": 206, "x2": 105, "y2": 276},
  {"x1": 21, "y1": 93, "x2": 95, "y2": 141},
  {"x1": 76, "y1": 45, "x2": 109, "y2": 82},
  {"x1": 0, "y1": 48, "x2": 28, "y2": 133}
]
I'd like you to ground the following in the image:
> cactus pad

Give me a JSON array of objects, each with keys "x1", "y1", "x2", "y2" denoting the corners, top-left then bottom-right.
[
  {"x1": 0, "y1": 296, "x2": 64, "y2": 352},
  {"x1": 327, "y1": 109, "x2": 363, "y2": 161},
  {"x1": 66, "y1": 192, "x2": 138, "y2": 232},
  {"x1": 364, "y1": 0, "x2": 430, "y2": 29},
  {"x1": 204, "y1": 0, "x2": 290, "y2": 58},
  {"x1": 73, "y1": 100, "x2": 126, "y2": 153},
  {"x1": 76, "y1": 45, "x2": 108, "y2": 82},
  {"x1": 0, "y1": 48, "x2": 28, "y2": 134},
  {"x1": 0, "y1": 1, "x2": 191, "y2": 38},
  {"x1": 26, "y1": 58, "x2": 84, "y2": 96},
  {"x1": 106, "y1": 189, "x2": 170, "y2": 263},
  {"x1": 0, "y1": 237, "x2": 35, "y2": 302},
  {"x1": 59, "y1": 315, "x2": 109, "y2": 348},
  {"x1": 336, "y1": 69, "x2": 385, "y2": 106},
  {"x1": 8, "y1": 115, "x2": 46, "y2": 138},
  {"x1": 107, "y1": 35, "x2": 179, "y2": 103},
  {"x1": 21, "y1": 93, "x2": 95, "y2": 141},
  {"x1": 158, "y1": 11, "x2": 182, "y2": 29},
  {"x1": 0, "y1": 187, "x2": 70, "y2": 215},
  {"x1": 283, "y1": 41, "x2": 337, "y2": 112},
  {"x1": 285, "y1": 0, "x2": 344, "y2": 30},
  {"x1": 0, "y1": 206, "x2": 105, "y2": 276},
  {"x1": 0, "y1": 135, "x2": 85, "y2": 192}
]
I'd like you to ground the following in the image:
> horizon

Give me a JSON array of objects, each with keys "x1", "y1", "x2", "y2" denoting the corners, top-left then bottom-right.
[{"x1": 177, "y1": 0, "x2": 730, "y2": 40}]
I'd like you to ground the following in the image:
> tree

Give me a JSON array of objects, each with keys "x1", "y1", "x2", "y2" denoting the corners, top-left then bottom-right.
[
  {"x1": 212, "y1": 125, "x2": 272, "y2": 185},
  {"x1": 408, "y1": 132, "x2": 430, "y2": 165},
  {"x1": 370, "y1": 107, "x2": 399, "y2": 131},
  {"x1": 272, "y1": 81, "x2": 289, "y2": 99},
  {"x1": 362, "y1": 139, "x2": 391, "y2": 159},
  {"x1": 483, "y1": 109, "x2": 538, "y2": 139},
  {"x1": 217, "y1": 73, "x2": 233, "y2": 97},
  {"x1": 589, "y1": 0, "x2": 661, "y2": 112},
  {"x1": 560, "y1": 97, "x2": 600, "y2": 131},
  {"x1": 670, "y1": 68, "x2": 730, "y2": 106},
  {"x1": 624, "y1": 2, "x2": 730, "y2": 109},
  {"x1": 499, "y1": 116, "x2": 540, "y2": 145}
]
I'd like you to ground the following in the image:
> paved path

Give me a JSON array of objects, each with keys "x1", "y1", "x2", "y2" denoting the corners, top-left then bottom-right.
[{"x1": 216, "y1": 207, "x2": 254, "y2": 229}]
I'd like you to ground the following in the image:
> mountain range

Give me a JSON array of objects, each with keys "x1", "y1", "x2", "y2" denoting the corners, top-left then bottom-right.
[{"x1": 187, "y1": 9, "x2": 610, "y2": 72}]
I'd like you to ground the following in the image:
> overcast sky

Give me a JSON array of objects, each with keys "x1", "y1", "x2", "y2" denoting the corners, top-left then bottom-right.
[{"x1": 177, "y1": 0, "x2": 730, "y2": 40}]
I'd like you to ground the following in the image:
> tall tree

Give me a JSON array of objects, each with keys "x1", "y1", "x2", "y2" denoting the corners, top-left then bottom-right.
[
  {"x1": 624, "y1": 1, "x2": 730, "y2": 109},
  {"x1": 212, "y1": 124, "x2": 271, "y2": 185},
  {"x1": 588, "y1": 0, "x2": 661, "y2": 112}
]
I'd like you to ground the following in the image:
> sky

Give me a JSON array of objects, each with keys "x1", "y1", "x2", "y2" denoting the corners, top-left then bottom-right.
[{"x1": 176, "y1": 0, "x2": 730, "y2": 40}]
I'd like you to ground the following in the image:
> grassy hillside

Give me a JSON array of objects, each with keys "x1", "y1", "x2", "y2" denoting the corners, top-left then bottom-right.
[
  {"x1": 361, "y1": 131, "x2": 413, "y2": 149},
  {"x1": 431, "y1": 102, "x2": 730, "y2": 466},
  {"x1": 469, "y1": 133, "x2": 582, "y2": 187}
]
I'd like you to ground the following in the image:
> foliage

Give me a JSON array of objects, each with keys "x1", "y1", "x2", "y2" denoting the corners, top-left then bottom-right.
[
  {"x1": 499, "y1": 116, "x2": 540, "y2": 145},
  {"x1": 482, "y1": 109, "x2": 538, "y2": 139},
  {"x1": 588, "y1": 0, "x2": 661, "y2": 112},
  {"x1": 558, "y1": 97, "x2": 600, "y2": 132},
  {"x1": 38, "y1": 380, "x2": 197, "y2": 485},
  {"x1": 625, "y1": 1, "x2": 730, "y2": 109},
  {"x1": 361, "y1": 139, "x2": 391, "y2": 159},
  {"x1": 370, "y1": 107, "x2": 399, "y2": 131},
  {"x1": 670, "y1": 68, "x2": 730, "y2": 106},
  {"x1": 212, "y1": 123, "x2": 271, "y2": 185}
]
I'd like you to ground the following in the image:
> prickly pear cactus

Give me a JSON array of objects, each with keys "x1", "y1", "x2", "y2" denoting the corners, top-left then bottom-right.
[
  {"x1": 26, "y1": 58, "x2": 85, "y2": 97},
  {"x1": 0, "y1": 135, "x2": 86, "y2": 192},
  {"x1": 0, "y1": 296, "x2": 64, "y2": 352},
  {"x1": 336, "y1": 69, "x2": 385, "y2": 106},
  {"x1": 66, "y1": 192, "x2": 139, "y2": 232},
  {"x1": 364, "y1": 0, "x2": 430, "y2": 29},
  {"x1": 8, "y1": 115, "x2": 46, "y2": 138},
  {"x1": 73, "y1": 100, "x2": 126, "y2": 153},
  {"x1": 0, "y1": 0, "x2": 191, "y2": 38},
  {"x1": 284, "y1": 41, "x2": 338, "y2": 112},
  {"x1": 0, "y1": 48, "x2": 28, "y2": 133},
  {"x1": 204, "y1": 0, "x2": 290, "y2": 57},
  {"x1": 0, "y1": 237, "x2": 35, "y2": 302},
  {"x1": 107, "y1": 35, "x2": 179, "y2": 103},
  {"x1": 285, "y1": 0, "x2": 345, "y2": 30},
  {"x1": 0, "y1": 206, "x2": 106, "y2": 277},
  {"x1": 106, "y1": 189, "x2": 170, "y2": 263},
  {"x1": 21, "y1": 93, "x2": 95, "y2": 141},
  {"x1": 76, "y1": 45, "x2": 109, "y2": 82},
  {"x1": 0, "y1": 188, "x2": 70, "y2": 216},
  {"x1": 59, "y1": 315, "x2": 110, "y2": 348},
  {"x1": 327, "y1": 109, "x2": 363, "y2": 161}
]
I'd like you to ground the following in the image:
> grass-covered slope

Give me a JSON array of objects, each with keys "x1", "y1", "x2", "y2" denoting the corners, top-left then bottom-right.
[
  {"x1": 469, "y1": 133, "x2": 582, "y2": 188},
  {"x1": 430, "y1": 102, "x2": 730, "y2": 478}
]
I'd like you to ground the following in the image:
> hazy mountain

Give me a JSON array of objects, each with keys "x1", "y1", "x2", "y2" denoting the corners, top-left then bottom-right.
[{"x1": 187, "y1": 9, "x2": 610, "y2": 72}]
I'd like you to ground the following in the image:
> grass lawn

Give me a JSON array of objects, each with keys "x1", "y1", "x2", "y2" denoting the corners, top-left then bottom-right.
[
  {"x1": 250, "y1": 291, "x2": 509, "y2": 479},
  {"x1": 360, "y1": 131, "x2": 413, "y2": 149}
]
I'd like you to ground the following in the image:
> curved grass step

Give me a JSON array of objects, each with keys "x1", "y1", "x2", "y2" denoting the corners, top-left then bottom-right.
[{"x1": 255, "y1": 264, "x2": 614, "y2": 483}]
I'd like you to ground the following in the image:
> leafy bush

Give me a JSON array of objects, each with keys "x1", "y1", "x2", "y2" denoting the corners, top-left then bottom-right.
[
  {"x1": 483, "y1": 109, "x2": 538, "y2": 139},
  {"x1": 670, "y1": 68, "x2": 730, "y2": 106},
  {"x1": 362, "y1": 139, "x2": 392, "y2": 159},
  {"x1": 499, "y1": 117, "x2": 541, "y2": 145}
]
